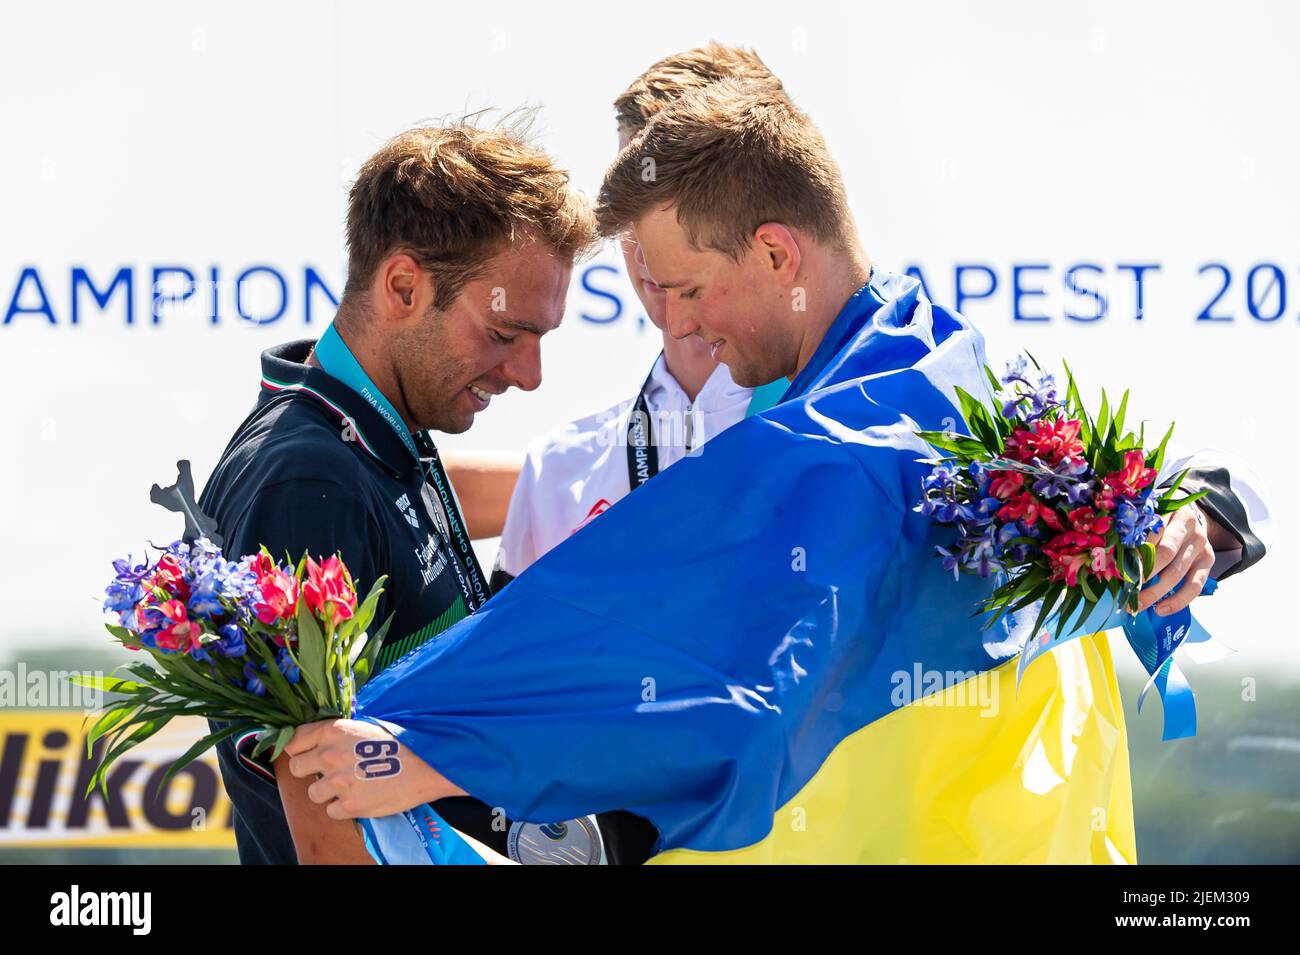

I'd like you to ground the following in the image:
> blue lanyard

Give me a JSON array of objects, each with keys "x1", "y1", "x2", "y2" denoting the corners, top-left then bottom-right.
[{"x1": 314, "y1": 322, "x2": 420, "y2": 461}]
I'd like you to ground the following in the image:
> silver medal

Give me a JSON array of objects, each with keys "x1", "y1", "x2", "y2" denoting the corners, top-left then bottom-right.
[{"x1": 507, "y1": 815, "x2": 606, "y2": 865}]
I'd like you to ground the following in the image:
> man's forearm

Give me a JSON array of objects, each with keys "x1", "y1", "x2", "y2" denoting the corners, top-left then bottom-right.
[{"x1": 274, "y1": 754, "x2": 375, "y2": 864}]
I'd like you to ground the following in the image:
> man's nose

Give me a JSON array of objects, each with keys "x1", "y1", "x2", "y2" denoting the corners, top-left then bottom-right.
[
  {"x1": 501, "y1": 338, "x2": 543, "y2": 392},
  {"x1": 664, "y1": 297, "x2": 700, "y2": 340}
]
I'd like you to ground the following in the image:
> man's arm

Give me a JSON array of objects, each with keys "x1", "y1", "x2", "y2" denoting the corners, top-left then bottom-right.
[
  {"x1": 443, "y1": 450, "x2": 523, "y2": 540},
  {"x1": 273, "y1": 753, "x2": 375, "y2": 864}
]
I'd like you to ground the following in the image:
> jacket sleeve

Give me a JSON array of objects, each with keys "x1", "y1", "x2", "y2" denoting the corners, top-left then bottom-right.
[{"x1": 1156, "y1": 444, "x2": 1274, "y2": 580}]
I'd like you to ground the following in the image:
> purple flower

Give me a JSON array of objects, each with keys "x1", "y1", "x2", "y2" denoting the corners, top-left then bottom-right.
[
  {"x1": 1031, "y1": 455, "x2": 1093, "y2": 500},
  {"x1": 935, "y1": 545, "x2": 961, "y2": 581},
  {"x1": 112, "y1": 556, "x2": 151, "y2": 584}
]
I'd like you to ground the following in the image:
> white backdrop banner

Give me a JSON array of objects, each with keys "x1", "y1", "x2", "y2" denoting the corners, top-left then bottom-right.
[{"x1": 0, "y1": 1, "x2": 1292, "y2": 667}]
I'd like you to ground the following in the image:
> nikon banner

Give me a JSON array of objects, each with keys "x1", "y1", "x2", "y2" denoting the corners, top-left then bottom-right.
[{"x1": 0, "y1": 711, "x2": 235, "y2": 849}]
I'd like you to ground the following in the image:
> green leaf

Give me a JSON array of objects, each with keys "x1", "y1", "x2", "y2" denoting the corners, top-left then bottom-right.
[
  {"x1": 270, "y1": 724, "x2": 296, "y2": 762},
  {"x1": 86, "y1": 703, "x2": 143, "y2": 754},
  {"x1": 915, "y1": 431, "x2": 988, "y2": 458},
  {"x1": 1140, "y1": 542, "x2": 1157, "y2": 580},
  {"x1": 1169, "y1": 488, "x2": 1209, "y2": 509},
  {"x1": 155, "y1": 722, "x2": 256, "y2": 796},
  {"x1": 1150, "y1": 422, "x2": 1175, "y2": 475},
  {"x1": 354, "y1": 612, "x2": 394, "y2": 689},
  {"x1": 248, "y1": 637, "x2": 311, "y2": 722},
  {"x1": 1112, "y1": 389, "x2": 1130, "y2": 443},
  {"x1": 985, "y1": 365, "x2": 1003, "y2": 397},
  {"x1": 295, "y1": 602, "x2": 330, "y2": 707}
]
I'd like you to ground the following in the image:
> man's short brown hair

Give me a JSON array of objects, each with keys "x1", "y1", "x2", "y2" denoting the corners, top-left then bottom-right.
[
  {"x1": 345, "y1": 116, "x2": 597, "y2": 310},
  {"x1": 614, "y1": 42, "x2": 786, "y2": 135},
  {"x1": 597, "y1": 79, "x2": 853, "y2": 260}
]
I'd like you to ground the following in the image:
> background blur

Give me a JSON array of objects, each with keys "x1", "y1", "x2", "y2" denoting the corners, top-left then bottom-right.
[{"x1": 1, "y1": 1, "x2": 1295, "y2": 863}]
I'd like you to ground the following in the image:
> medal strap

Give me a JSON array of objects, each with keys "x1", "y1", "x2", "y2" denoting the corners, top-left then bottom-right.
[
  {"x1": 625, "y1": 355, "x2": 663, "y2": 492},
  {"x1": 415, "y1": 431, "x2": 490, "y2": 612},
  {"x1": 314, "y1": 322, "x2": 421, "y2": 460}
]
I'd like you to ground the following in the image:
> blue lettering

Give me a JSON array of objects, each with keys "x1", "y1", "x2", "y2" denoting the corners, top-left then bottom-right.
[
  {"x1": 5, "y1": 267, "x2": 57, "y2": 325},
  {"x1": 304, "y1": 267, "x2": 339, "y2": 325},
  {"x1": 1064, "y1": 263, "x2": 1107, "y2": 322},
  {"x1": 236, "y1": 265, "x2": 288, "y2": 325},
  {"x1": 1117, "y1": 263, "x2": 1160, "y2": 321},
  {"x1": 954, "y1": 264, "x2": 998, "y2": 314},
  {"x1": 579, "y1": 263, "x2": 623, "y2": 324},
  {"x1": 71, "y1": 266, "x2": 133, "y2": 325},
  {"x1": 1012, "y1": 264, "x2": 1051, "y2": 322},
  {"x1": 151, "y1": 266, "x2": 196, "y2": 325}
]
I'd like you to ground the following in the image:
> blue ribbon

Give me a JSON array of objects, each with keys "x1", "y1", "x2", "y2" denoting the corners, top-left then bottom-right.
[
  {"x1": 314, "y1": 322, "x2": 420, "y2": 460},
  {"x1": 1015, "y1": 577, "x2": 1220, "y2": 741},
  {"x1": 359, "y1": 804, "x2": 488, "y2": 865}
]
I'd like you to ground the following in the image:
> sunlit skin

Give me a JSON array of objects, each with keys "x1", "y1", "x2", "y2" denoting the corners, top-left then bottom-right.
[
  {"x1": 311, "y1": 241, "x2": 571, "y2": 435},
  {"x1": 616, "y1": 127, "x2": 719, "y2": 400},
  {"x1": 630, "y1": 203, "x2": 870, "y2": 387}
]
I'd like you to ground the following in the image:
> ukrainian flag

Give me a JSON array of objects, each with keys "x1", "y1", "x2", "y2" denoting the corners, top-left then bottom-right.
[{"x1": 356, "y1": 273, "x2": 1135, "y2": 864}]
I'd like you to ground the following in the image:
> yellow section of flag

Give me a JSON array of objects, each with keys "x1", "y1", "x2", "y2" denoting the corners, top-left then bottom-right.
[{"x1": 653, "y1": 633, "x2": 1135, "y2": 864}]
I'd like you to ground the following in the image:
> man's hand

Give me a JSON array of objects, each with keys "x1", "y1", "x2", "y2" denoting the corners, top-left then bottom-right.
[
  {"x1": 285, "y1": 719, "x2": 463, "y2": 821},
  {"x1": 1134, "y1": 502, "x2": 1219, "y2": 616}
]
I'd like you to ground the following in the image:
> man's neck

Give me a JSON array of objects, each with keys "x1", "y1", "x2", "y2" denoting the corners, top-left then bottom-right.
[
  {"x1": 311, "y1": 317, "x2": 420, "y2": 432},
  {"x1": 788, "y1": 250, "x2": 873, "y2": 382},
  {"x1": 660, "y1": 329, "x2": 717, "y2": 402}
]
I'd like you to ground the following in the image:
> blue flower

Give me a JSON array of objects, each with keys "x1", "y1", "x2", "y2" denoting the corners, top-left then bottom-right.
[
  {"x1": 104, "y1": 579, "x2": 143, "y2": 616},
  {"x1": 1116, "y1": 494, "x2": 1164, "y2": 547},
  {"x1": 215, "y1": 623, "x2": 247, "y2": 657},
  {"x1": 276, "y1": 648, "x2": 300, "y2": 685},
  {"x1": 243, "y1": 663, "x2": 268, "y2": 696}
]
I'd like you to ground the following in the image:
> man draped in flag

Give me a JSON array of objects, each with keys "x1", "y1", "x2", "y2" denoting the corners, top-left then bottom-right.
[{"x1": 285, "y1": 78, "x2": 1270, "y2": 863}]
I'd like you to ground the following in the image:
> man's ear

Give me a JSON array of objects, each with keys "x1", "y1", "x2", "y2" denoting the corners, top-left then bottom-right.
[
  {"x1": 375, "y1": 253, "x2": 430, "y2": 320},
  {"x1": 753, "y1": 223, "x2": 802, "y2": 284}
]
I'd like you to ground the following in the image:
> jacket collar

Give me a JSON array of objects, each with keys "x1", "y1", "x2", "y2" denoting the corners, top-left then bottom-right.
[{"x1": 257, "y1": 339, "x2": 420, "y2": 479}]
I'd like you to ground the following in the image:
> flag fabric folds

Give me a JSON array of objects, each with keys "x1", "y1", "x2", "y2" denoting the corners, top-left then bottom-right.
[{"x1": 355, "y1": 272, "x2": 1135, "y2": 863}]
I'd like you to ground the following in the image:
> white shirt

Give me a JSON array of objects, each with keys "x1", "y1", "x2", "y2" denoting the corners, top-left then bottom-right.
[{"x1": 494, "y1": 356, "x2": 753, "y2": 577}]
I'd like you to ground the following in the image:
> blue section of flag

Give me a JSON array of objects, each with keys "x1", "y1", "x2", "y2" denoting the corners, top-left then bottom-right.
[{"x1": 356, "y1": 272, "x2": 1016, "y2": 855}]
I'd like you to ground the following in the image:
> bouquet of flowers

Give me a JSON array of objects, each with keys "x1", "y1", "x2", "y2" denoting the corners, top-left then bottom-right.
[
  {"x1": 78, "y1": 538, "x2": 390, "y2": 794},
  {"x1": 915, "y1": 355, "x2": 1209, "y2": 645}
]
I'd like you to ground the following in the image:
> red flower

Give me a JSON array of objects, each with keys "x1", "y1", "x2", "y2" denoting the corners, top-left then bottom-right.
[
  {"x1": 303, "y1": 556, "x2": 356, "y2": 629},
  {"x1": 1004, "y1": 417, "x2": 1084, "y2": 466},
  {"x1": 998, "y1": 491, "x2": 1064, "y2": 530},
  {"x1": 1091, "y1": 545, "x2": 1121, "y2": 582},
  {"x1": 1067, "y1": 506, "x2": 1113, "y2": 536},
  {"x1": 254, "y1": 566, "x2": 298, "y2": 625},
  {"x1": 1093, "y1": 485, "x2": 1117, "y2": 511},
  {"x1": 1102, "y1": 449, "x2": 1157, "y2": 499},
  {"x1": 1042, "y1": 529, "x2": 1115, "y2": 587},
  {"x1": 988, "y1": 470, "x2": 1026, "y2": 500},
  {"x1": 154, "y1": 599, "x2": 203, "y2": 653},
  {"x1": 145, "y1": 554, "x2": 190, "y2": 601}
]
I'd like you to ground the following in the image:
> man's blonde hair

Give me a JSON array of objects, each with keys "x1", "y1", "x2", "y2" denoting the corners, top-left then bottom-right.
[
  {"x1": 345, "y1": 116, "x2": 597, "y2": 310},
  {"x1": 614, "y1": 42, "x2": 786, "y2": 136},
  {"x1": 597, "y1": 79, "x2": 853, "y2": 260}
]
